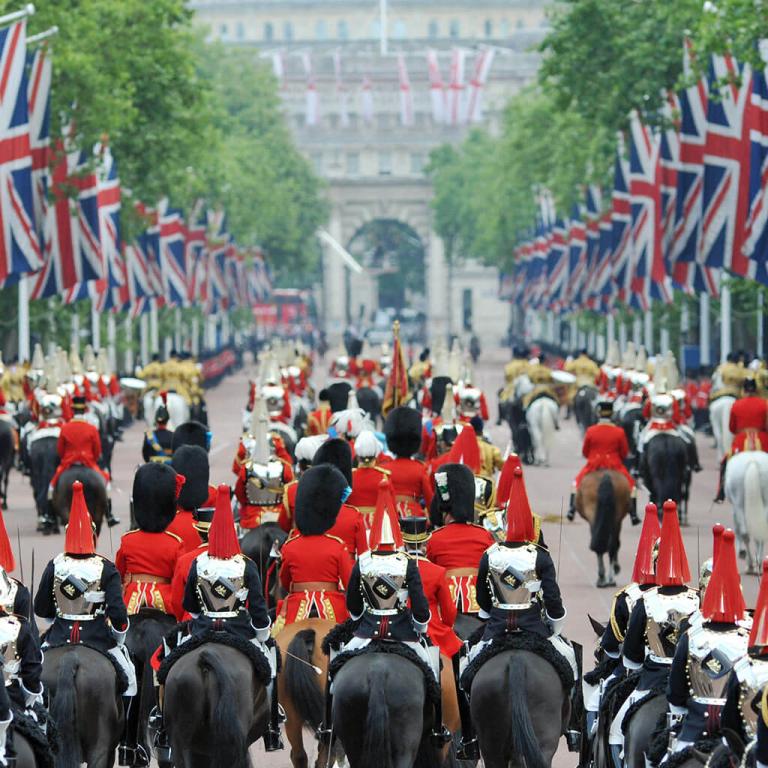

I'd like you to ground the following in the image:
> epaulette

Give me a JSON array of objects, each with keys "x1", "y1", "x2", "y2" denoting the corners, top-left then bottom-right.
[
  {"x1": 762, "y1": 682, "x2": 768, "y2": 727},
  {"x1": 283, "y1": 530, "x2": 301, "y2": 545},
  {"x1": 323, "y1": 533, "x2": 344, "y2": 544},
  {"x1": 163, "y1": 531, "x2": 183, "y2": 543},
  {"x1": 373, "y1": 466, "x2": 391, "y2": 476},
  {"x1": 609, "y1": 589, "x2": 626, "y2": 642},
  {"x1": 533, "y1": 514, "x2": 542, "y2": 543}
]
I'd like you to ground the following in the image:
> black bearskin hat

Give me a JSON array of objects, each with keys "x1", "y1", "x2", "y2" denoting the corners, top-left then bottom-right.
[
  {"x1": 383, "y1": 406, "x2": 422, "y2": 458},
  {"x1": 313, "y1": 438, "x2": 353, "y2": 485},
  {"x1": 295, "y1": 464, "x2": 346, "y2": 535},
  {"x1": 327, "y1": 382, "x2": 352, "y2": 413},
  {"x1": 318, "y1": 388, "x2": 331, "y2": 403},
  {"x1": 429, "y1": 463, "x2": 476, "y2": 526},
  {"x1": 430, "y1": 376, "x2": 453, "y2": 414},
  {"x1": 171, "y1": 445, "x2": 210, "y2": 511},
  {"x1": 346, "y1": 337, "x2": 363, "y2": 358},
  {"x1": 171, "y1": 421, "x2": 210, "y2": 453},
  {"x1": 132, "y1": 463, "x2": 179, "y2": 533}
]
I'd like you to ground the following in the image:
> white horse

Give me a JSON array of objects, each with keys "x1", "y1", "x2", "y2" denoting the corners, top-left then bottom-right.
[
  {"x1": 710, "y1": 395, "x2": 736, "y2": 461},
  {"x1": 526, "y1": 395, "x2": 559, "y2": 466},
  {"x1": 142, "y1": 390, "x2": 190, "y2": 430},
  {"x1": 725, "y1": 450, "x2": 768, "y2": 573}
]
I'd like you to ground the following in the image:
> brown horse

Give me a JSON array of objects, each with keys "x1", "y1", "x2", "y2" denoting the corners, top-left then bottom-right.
[
  {"x1": 576, "y1": 469, "x2": 631, "y2": 588},
  {"x1": 52, "y1": 466, "x2": 109, "y2": 535},
  {"x1": 277, "y1": 619, "x2": 460, "y2": 768}
]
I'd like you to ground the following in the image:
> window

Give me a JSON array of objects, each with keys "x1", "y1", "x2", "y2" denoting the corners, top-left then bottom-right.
[
  {"x1": 394, "y1": 20, "x2": 406, "y2": 39},
  {"x1": 338, "y1": 20, "x2": 349, "y2": 40},
  {"x1": 484, "y1": 19, "x2": 493, "y2": 37},
  {"x1": 283, "y1": 21, "x2": 294, "y2": 41},
  {"x1": 428, "y1": 20, "x2": 438, "y2": 39},
  {"x1": 410, "y1": 153, "x2": 425, "y2": 175},
  {"x1": 499, "y1": 19, "x2": 510, "y2": 37},
  {"x1": 378, "y1": 151, "x2": 392, "y2": 176},
  {"x1": 346, "y1": 153, "x2": 359, "y2": 175},
  {"x1": 219, "y1": 23, "x2": 228, "y2": 39},
  {"x1": 449, "y1": 19, "x2": 460, "y2": 38},
  {"x1": 264, "y1": 22, "x2": 273, "y2": 41},
  {"x1": 236, "y1": 22, "x2": 245, "y2": 40},
  {"x1": 316, "y1": 20, "x2": 327, "y2": 40}
]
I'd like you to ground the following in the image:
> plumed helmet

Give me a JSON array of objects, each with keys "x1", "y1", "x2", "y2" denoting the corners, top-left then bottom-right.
[
  {"x1": 65, "y1": 481, "x2": 95, "y2": 555},
  {"x1": 631, "y1": 504, "x2": 661, "y2": 585},
  {"x1": 429, "y1": 463, "x2": 476, "y2": 526},
  {"x1": 313, "y1": 438, "x2": 353, "y2": 485},
  {"x1": 295, "y1": 464, "x2": 347, "y2": 536},
  {"x1": 354, "y1": 430, "x2": 382, "y2": 461},
  {"x1": 700, "y1": 529, "x2": 745, "y2": 623},
  {"x1": 749, "y1": 558, "x2": 768, "y2": 654},
  {"x1": 383, "y1": 406, "x2": 422, "y2": 458},
  {"x1": 132, "y1": 463, "x2": 181, "y2": 533},
  {"x1": 429, "y1": 376, "x2": 453, "y2": 414},
  {"x1": 655, "y1": 499, "x2": 691, "y2": 587},
  {"x1": 295, "y1": 435, "x2": 328, "y2": 464},
  {"x1": 171, "y1": 445, "x2": 210, "y2": 510},
  {"x1": 171, "y1": 421, "x2": 210, "y2": 453},
  {"x1": 327, "y1": 382, "x2": 352, "y2": 413}
]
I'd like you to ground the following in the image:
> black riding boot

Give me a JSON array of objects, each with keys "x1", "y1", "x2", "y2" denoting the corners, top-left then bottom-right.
[
  {"x1": 262, "y1": 682, "x2": 284, "y2": 752},
  {"x1": 687, "y1": 440, "x2": 703, "y2": 473},
  {"x1": 430, "y1": 690, "x2": 451, "y2": 748},
  {"x1": 149, "y1": 687, "x2": 171, "y2": 764},
  {"x1": 567, "y1": 492, "x2": 576, "y2": 521},
  {"x1": 629, "y1": 494, "x2": 640, "y2": 525},
  {"x1": 715, "y1": 458, "x2": 726, "y2": 503},
  {"x1": 118, "y1": 696, "x2": 149, "y2": 767},
  {"x1": 318, "y1": 669, "x2": 334, "y2": 745},
  {"x1": 106, "y1": 498, "x2": 121, "y2": 527},
  {"x1": 452, "y1": 654, "x2": 479, "y2": 760}
]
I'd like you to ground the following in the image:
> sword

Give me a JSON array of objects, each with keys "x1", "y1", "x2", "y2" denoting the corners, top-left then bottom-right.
[
  {"x1": 15, "y1": 527, "x2": 23, "y2": 584},
  {"x1": 557, "y1": 495, "x2": 564, "y2": 578},
  {"x1": 30, "y1": 548, "x2": 35, "y2": 622}
]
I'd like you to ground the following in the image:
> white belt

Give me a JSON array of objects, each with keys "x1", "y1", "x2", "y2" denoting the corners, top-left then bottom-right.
[
  {"x1": 59, "y1": 612, "x2": 101, "y2": 621},
  {"x1": 648, "y1": 653, "x2": 674, "y2": 665},
  {"x1": 367, "y1": 606, "x2": 403, "y2": 616},
  {"x1": 692, "y1": 696, "x2": 726, "y2": 706},
  {"x1": 203, "y1": 609, "x2": 240, "y2": 619},
  {"x1": 493, "y1": 601, "x2": 534, "y2": 610}
]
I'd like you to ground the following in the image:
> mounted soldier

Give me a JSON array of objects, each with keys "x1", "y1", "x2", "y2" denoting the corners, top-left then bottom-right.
[
  {"x1": 141, "y1": 391, "x2": 173, "y2": 464},
  {"x1": 306, "y1": 388, "x2": 332, "y2": 436},
  {"x1": 666, "y1": 529, "x2": 749, "y2": 756},
  {"x1": 33, "y1": 481, "x2": 138, "y2": 762}
]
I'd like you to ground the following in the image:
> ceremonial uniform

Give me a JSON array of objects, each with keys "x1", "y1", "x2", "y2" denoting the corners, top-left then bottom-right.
[
  {"x1": 565, "y1": 353, "x2": 600, "y2": 388},
  {"x1": 277, "y1": 480, "x2": 299, "y2": 533},
  {"x1": 710, "y1": 360, "x2": 746, "y2": 401},
  {"x1": 50, "y1": 415, "x2": 109, "y2": 493},
  {"x1": 307, "y1": 404, "x2": 332, "y2": 436},
  {"x1": 171, "y1": 543, "x2": 207, "y2": 622},
  {"x1": 476, "y1": 435, "x2": 504, "y2": 478},
  {"x1": 729, "y1": 393, "x2": 768, "y2": 454},
  {"x1": 235, "y1": 458, "x2": 293, "y2": 528},
  {"x1": 379, "y1": 457, "x2": 432, "y2": 516},
  {"x1": 166, "y1": 511, "x2": 201, "y2": 553},
  {"x1": 168, "y1": 445, "x2": 211, "y2": 554},
  {"x1": 141, "y1": 427, "x2": 173, "y2": 464},
  {"x1": 414, "y1": 555, "x2": 462, "y2": 658},
  {"x1": 348, "y1": 464, "x2": 391, "y2": 521},
  {"x1": 326, "y1": 504, "x2": 367, "y2": 558},
  {"x1": 574, "y1": 421, "x2": 635, "y2": 490}
]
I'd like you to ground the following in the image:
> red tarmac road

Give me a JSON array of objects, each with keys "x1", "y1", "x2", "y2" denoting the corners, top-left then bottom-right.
[{"x1": 8, "y1": 353, "x2": 742, "y2": 767}]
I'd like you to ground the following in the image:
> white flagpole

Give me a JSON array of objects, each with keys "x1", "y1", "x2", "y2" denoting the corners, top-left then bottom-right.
[
  {"x1": 174, "y1": 307, "x2": 182, "y2": 351},
  {"x1": 720, "y1": 284, "x2": 732, "y2": 362},
  {"x1": 758, "y1": 290, "x2": 764, "y2": 360},
  {"x1": 379, "y1": 0, "x2": 388, "y2": 55},
  {"x1": 140, "y1": 313, "x2": 149, "y2": 365},
  {"x1": 644, "y1": 308, "x2": 653, "y2": 355},
  {"x1": 124, "y1": 314, "x2": 134, "y2": 374},
  {"x1": 619, "y1": 320, "x2": 627, "y2": 352},
  {"x1": 71, "y1": 310, "x2": 80, "y2": 353},
  {"x1": 91, "y1": 304, "x2": 101, "y2": 349},
  {"x1": 107, "y1": 313, "x2": 116, "y2": 372},
  {"x1": 191, "y1": 315, "x2": 200, "y2": 356},
  {"x1": 149, "y1": 301, "x2": 159, "y2": 356},
  {"x1": 0, "y1": 4, "x2": 35, "y2": 27},
  {"x1": 699, "y1": 293, "x2": 711, "y2": 366},
  {"x1": 17, "y1": 276, "x2": 30, "y2": 362}
]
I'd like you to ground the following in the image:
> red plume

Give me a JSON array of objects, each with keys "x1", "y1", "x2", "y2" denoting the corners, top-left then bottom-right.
[
  {"x1": 0, "y1": 504, "x2": 15, "y2": 572},
  {"x1": 65, "y1": 481, "x2": 95, "y2": 555},
  {"x1": 701, "y1": 529, "x2": 745, "y2": 623},
  {"x1": 506, "y1": 466, "x2": 535, "y2": 542},
  {"x1": 207, "y1": 484, "x2": 240, "y2": 559},
  {"x1": 446, "y1": 427, "x2": 481, "y2": 473},
  {"x1": 712, "y1": 523, "x2": 725, "y2": 567},
  {"x1": 174, "y1": 473, "x2": 186, "y2": 501},
  {"x1": 496, "y1": 454, "x2": 521, "y2": 508},
  {"x1": 750, "y1": 558, "x2": 768, "y2": 653},
  {"x1": 631, "y1": 503, "x2": 660, "y2": 585},
  {"x1": 369, "y1": 478, "x2": 404, "y2": 551},
  {"x1": 160, "y1": 390, "x2": 168, "y2": 405},
  {"x1": 655, "y1": 499, "x2": 690, "y2": 586}
]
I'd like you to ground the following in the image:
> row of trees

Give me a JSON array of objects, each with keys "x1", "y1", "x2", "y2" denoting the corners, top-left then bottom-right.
[{"x1": 426, "y1": 0, "x2": 767, "y2": 271}]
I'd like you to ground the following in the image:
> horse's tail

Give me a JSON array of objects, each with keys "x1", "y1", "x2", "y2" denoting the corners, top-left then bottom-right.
[
  {"x1": 542, "y1": 399, "x2": 557, "y2": 446},
  {"x1": 590, "y1": 473, "x2": 616, "y2": 555},
  {"x1": 744, "y1": 458, "x2": 768, "y2": 541},
  {"x1": 198, "y1": 648, "x2": 249, "y2": 768},
  {"x1": 721, "y1": 399, "x2": 733, "y2": 458},
  {"x1": 362, "y1": 666, "x2": 393, "y2": 768},
  {"x1": 284, "y1": 629, "x2": 324, "y2": 730},
  {"x1": 505, "y1": 655, "x2": 547, "y2": 768},
  {"x1": 50, "y1": 652, "x2": 82, "y2": 768}
]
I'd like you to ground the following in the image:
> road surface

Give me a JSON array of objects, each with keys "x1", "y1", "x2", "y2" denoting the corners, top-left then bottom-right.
[{"x1": 7, "y1": 352, "x2": 738, "y2": 767}]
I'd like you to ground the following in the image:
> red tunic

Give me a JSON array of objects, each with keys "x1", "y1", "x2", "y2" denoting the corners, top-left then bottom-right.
[
  {"x1": 171, "y1": 543, "x2": 208, "y2": 621},
  {"x1": 415, "y1": 556, "x2": 462, "y2": 658},
  {"x1": 234, "y1": 459, "x2": 294, "y2": 529},
  {"x1": 326, "y1": 504, "x2": 368, "y2": 558},
  {"x1": 574, "y1": 422, "x2": 635, "y2": 489},
  {"x1": 730, "y1": 395, "x2": 768, "y2": 453},
  {"x1": 307, "y1": 406, "x2": 332, "y2": 436},
  {"x1": 115, "y1": 530, "x2": 184, "y2": 616},
  {"x1": 166, "y1": 509, "x2": 202, "y2": 554},
  {"x1": 51, "y1": 417, "x2": 109, "y2": 490},
  {"x1": 348, "y1": 465, "x2": 391, "y2": 523},
  {"x1": 426, "y1": 523, "x2": 494, "y2": 614},
  {"x1": 277, "y1": 480, "x2": 298, "y2": 533},
  {"x1": 379, "y1": 456, "x2": 433, "y2": 516},
  {"x1": 277, "y1": 532, "x2": 352, "y2": 627}
]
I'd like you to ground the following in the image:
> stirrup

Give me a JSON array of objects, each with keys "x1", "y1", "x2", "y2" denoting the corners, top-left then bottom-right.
[
  {"x1": 430, "y1": 725, "x2": 452, "y2": 748},
  {"x1": 263, "y1": 729, "x2": 284, "y2": 752},
  {"x1": 317, "y1": 724, "x2": 333, "y2": 745},
  {"x1": 118, "y1": 744, "x2": 150, "y2": 767},
  {"x1": 152, "y1": 726, "x2": 172, "y2": 763},
  {"x1": 456, "y1": 737, "x2": 480, "y2": 761},
  {"x1": 566, "y1": 730, "x2": 582, "y2": 752}
]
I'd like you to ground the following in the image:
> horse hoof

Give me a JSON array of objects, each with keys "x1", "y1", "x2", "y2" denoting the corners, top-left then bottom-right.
[
  {"x1": 596, "y1": 579, "x2": 610, "y2": 589},
  {"x1": 614, "y1": 563, "x2": 621, "y2": 575}
]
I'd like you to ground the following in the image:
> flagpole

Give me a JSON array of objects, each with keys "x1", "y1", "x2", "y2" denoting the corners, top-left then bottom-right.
[
  {"x1": 379, "y1": 0, "x2": 388, "y2": 55},
  {"x1": 140, "y1": 313, "x2": 149, "y2": 365},
  {"x1": 123, "y1": 314, "x2": 134, "y2": 373},
  {"x1": 71, "y1": 310, "x2": 80, "y2": 353},
  {"x1": 699, "y1": 293, "x2": 711, "y2": 367},
  {"x1": 643, "y1": 309, "x2": 653, "y2": 355},
  {"x1": 107, "y1": 313, "x2": 116, "y2": 371},
  {"x1": 191, "y1": 315, "x2": 200, "y2": 356},
  {"x1": 174, "y1": 307, "x2": 182, "y2": 351},
  {"x1": 17, "y1": 276, "x2": 30, "y2": 362},
  {"x1": 758, "y1": 289, "x2": 764, "y2": 360},
  {"x1": 149, "y1": 301, "x2": 159, "y2": 357},
  {"x1": 91, "y1": 303, "x2": 101, "y2": 350},
  {"x1": 720, "y1": 284, "x2": 731, "y2": 363},
  {"x1": 0, "y1": 4, "x2": 35, "y2": 27},
  {"x1": 618, "y1": 319, "x2": 627, "y2": 352}
]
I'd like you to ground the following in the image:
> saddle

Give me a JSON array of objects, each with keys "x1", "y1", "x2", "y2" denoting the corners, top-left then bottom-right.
[{"x1": 525, "y1": 391, "x2": 559, "y2": 410}]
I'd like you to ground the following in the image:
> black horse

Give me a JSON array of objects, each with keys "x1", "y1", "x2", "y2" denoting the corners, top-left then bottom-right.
[
  {"x1": 42, "y1": 645, "x2": 123, "y2": 768},
  {"x1": 470, "y1": 650, "x2": 568, "y2": 768},
  {"x1": 623, "y1": 693, "x2": 667, "y2": 768},
  {"x1": 640, "y1": 433, "x2": 690, "y2": 523},
  {"x1": 28, "y1": 436, "x2": 59, "y2": 533},
  {"x1": 240, "y1": 522, "x2": 288, "y2": 610},
  {"x1": 618, "y1": 404, "x2": 645, "y2": 473},
  {"x1": 573, "y1": 385, "x2": 598, "y2": 436},
  {"x1": 331, "y1": 653, "x2": 444, "y2": 768},
  {"x1": 51, "y1": 466, "x2": 109, "y2": 535},
  {"x1": 163, "y1": 644, "x2": 270, "y2": 768},
  {"x1": 498, "y1": 396, "x2": 534, "y2": 465},
  {"x1": 125, "y1": 609, "x2": 177, "y2": 767},
  {"x1": 0, "y1": 420, "x2": 14, "y2": 508}
]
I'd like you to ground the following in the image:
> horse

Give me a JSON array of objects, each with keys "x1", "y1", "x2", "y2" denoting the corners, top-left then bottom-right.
[
  {"x1": 27, "y1": 434, "x2": 59, "y2": 533},
  {"x1": 622, "y1": 693, "x2": 667, "y2": 768},
  {"x1": 331, "y1": 652, "x2": 445, "y2": 768},
  {"x1": 355, "y1": 387, "x2": 382, "y2": 428},
  {"x1": 12, "y1": 732, "x2": 38, "y2": 768},
  {"x1": 240, "y1": 522, "x2": 288, "y2": 609},
  {"x1": 640, "y1": 433, "x2": 689, "y2": 522},
  {"x1": 575, "y1": 470, "x2": 631, "y2": 588},
  {"x1": 526, "y1": 395, "x2": 559, "y2": 467},
  {"x1": 163, "y1": 643, "x2": 270, "y2": 768},
  {"x1": 725, "y1": 450, "x2": 768, "y2": 573},
  {"x1": 125, "y1": 609, "x2": 178, "y2": 766},
  {"x1": 710, "y1": 394, "x2": 736, "y2": 461},
  {"x1": 617, "y1": 404, "x2": 645, "y2": 471},
  {"x1": 42, "y1": 645, "x2": 123, "y2": 768},
  {"x1": 498, "y1": 395, "x2": 535, "y2": 465},
  {"x1": 0, "y1": 420, "x2": 15, "y2": 508},
  {"x1": 143, "y1": 390, "x2": 190, "y2": 430},
  {"x1": 51, "y1": 466, "x2": 109, "y2": 535},
  {"x1": 573, "y1": 386, "x2": 598, "y2": 437},
  {"x1": 470, "y1": 650, "x2": 569, "y2": 768}
]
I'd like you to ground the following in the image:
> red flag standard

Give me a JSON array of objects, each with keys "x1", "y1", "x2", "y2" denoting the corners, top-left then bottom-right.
[{"x1": 382, "y1": 320, "x2": 408, "y2": 416}]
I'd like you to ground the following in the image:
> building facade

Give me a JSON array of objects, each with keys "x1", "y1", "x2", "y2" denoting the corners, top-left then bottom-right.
[{"x1": 190, "y1": 0, "x2": 551, "y2": 345}]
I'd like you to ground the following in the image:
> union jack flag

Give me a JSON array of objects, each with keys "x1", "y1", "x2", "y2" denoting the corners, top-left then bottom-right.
[
  {"x1": 660, "y1": 92, "x2": 679, "y2": 279},
  {"x1": 184, "y1": 203, "x2": 206, "y2": 303},
  {"x1": 27, "y1": 42, "x2": 50, "y2": 246},
  {"x1": 125, "y1": 242, "x2": 152, "y2": 318},
  {"x1": 628, "y1": 110, "x2": 671, "y2": 310},
  {"x1": 248, "y1": 249, "x2": 272, "y2": 303},
  {"x1": 565, "y1": 205, "x2": 586, "y2": 311},
  {"x1": 95, "y1": 144, "x2": 123, "y2": 311},
  {"x1": 593, "y1": 212, "x2": 613, "y2": 310},
  {"x1": 0, "y1": 20, "x2": 42, "y2": 283},
  {"x1": 546, "y1": 218, "x2": 568, "y2": 312},
  {"x1": 583, "y1": 186, "x2": 602, "y2": 309},
  {"x1": 610, "y1": 135, "x2": 633, "y2": 303},
  {"x1": 701, "y1": 54, "x2": 755, "y2": 277},
  {"x1": 159, "y1": 201, "x2": 187, "y2": 306},
  {"x1": 135, "y1": 202, "x2": 163, "y2": 306}
]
